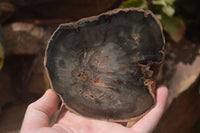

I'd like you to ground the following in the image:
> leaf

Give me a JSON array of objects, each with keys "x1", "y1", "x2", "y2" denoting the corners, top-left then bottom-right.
[
  {"x1": 0, "y1": 26, "x2": 4, "y2": 70},
  {"x1": 162, "y1": 5, "x2": 175, "y2": 16},
  {"x1": 120, "y1": 0, "x2": 142, "y2": 8},
  {"x1": 152, "y1": 0, "x2": 175, "y2": 6},
  {"x1": 152, "y1": 0, "x2": 166, "y2": 6},
  {"x1": 161, "y1": 15, "x2": 185, "y2": 42},
  {"x1": 156, "y1": 14, "x2": 162, "y2": 20},
  {"x1": 164, "y1": 0, "x2": 176, "y2": 5},
  {"x1": 120, "y1": 0, "x2": 148, "y2": 9}
]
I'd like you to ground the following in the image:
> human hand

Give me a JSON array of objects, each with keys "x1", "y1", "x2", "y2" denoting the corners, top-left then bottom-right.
[{"x1": 20, "y1": 86, "x2": 168, "y2": 133}]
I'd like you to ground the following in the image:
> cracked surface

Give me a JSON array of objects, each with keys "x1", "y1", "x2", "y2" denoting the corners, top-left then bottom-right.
[{"x1": 45, "y1": 8, "x2": 165, "y2": 121}]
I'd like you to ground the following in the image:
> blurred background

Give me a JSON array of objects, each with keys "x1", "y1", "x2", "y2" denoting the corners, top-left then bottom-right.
[{"x1": 0, "y1": 0, "x2": 199, "y2": 132}]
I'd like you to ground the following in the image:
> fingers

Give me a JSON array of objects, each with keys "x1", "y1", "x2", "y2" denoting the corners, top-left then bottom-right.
[
  {"x1": 131, "y1": 86, "x2": 168, "y2": 133},
  {"x1": 21, "y1": 89, "x2": 59, "y2": 133}
]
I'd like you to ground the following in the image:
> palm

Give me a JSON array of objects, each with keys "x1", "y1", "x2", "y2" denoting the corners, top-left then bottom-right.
[
  {"x1": 52, "y1": 110, "x2": 133, "y2": 133},
  {"x1": 21, "y1": 86, "x2": 168, "y2": 133}
]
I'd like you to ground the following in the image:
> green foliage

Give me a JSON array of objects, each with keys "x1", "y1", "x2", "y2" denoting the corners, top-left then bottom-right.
[
  {"x1": 164, "y1": 0, "x2": 176, "y2": 5},
  {"x1": 161, "y1": 14, "x2": 185, "y2": 42},
  {"x1": 120, "y1": 0, "x2": 185, "y2": 42},
  {"x1": 121, "y1": 0, "x2": 148, "y2": 9},
  {"x1": 162, "y1": 5, "x2": 175, "y2": 16}
]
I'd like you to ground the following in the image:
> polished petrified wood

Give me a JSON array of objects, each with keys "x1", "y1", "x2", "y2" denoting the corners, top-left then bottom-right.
[{"x1": 44, "y1": 8, "x2": 165, "y2": 122}]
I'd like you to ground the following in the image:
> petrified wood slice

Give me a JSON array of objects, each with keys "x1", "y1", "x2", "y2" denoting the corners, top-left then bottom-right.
[{"x1": 45, "y1": 8, "x2": 165, "y2": 122}]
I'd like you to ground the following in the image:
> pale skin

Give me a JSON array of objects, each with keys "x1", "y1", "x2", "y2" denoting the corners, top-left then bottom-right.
[{"x1": 20, "y1": 86, "x2": 168, "y2": 133}]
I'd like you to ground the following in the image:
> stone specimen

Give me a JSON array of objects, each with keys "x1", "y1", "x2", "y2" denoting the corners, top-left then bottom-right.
[{"x1": 45, "y1": 8, "x2": 165, "y2": 122}]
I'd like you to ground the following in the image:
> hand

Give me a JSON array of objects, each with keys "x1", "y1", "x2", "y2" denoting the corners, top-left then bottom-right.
[{"x1": 20, "y1": 86, "x2": 168, "y2": 133}]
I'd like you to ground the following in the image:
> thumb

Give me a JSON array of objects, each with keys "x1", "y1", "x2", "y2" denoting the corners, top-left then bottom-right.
[
  {"x1": 21, "y1": 89, "x2": 59, "y2": 133},
  {"x1": 131, "y1": 86, "x2": 168, "y2": 133}
]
